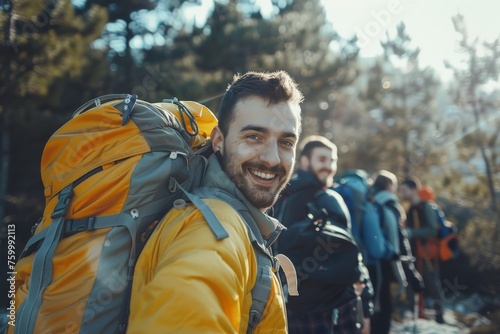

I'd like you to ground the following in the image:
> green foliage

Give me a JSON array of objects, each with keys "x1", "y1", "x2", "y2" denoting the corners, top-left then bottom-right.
[
  {"x1": 137, "y1": 0, "x2": 360, "y2": 121},
  {"x1": 334, "y1": 22, "x2": 442, "y2": 178},
  {"x1": 446, "y1": 13, "x2": 500, "y2": 212},
  {"x1": 380, "y1": 22, "x2": 420, "y2": 61},
  {"x1": 275, "y1": 0, "x2": 359, "y2": 137},
  {"x1": 461, "y1": 211, "x2": 500, "y2": 271},
  {"x1": 0, "y1": 0, "x2": 107, "y2": 101},
  {"x1": 76, "y1": 0, "x2": 157, "y2": 22}
]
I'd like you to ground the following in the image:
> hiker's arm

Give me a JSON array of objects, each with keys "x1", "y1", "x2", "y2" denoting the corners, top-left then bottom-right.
[
  {"x1": 128, "y1": 205, "x2": 253, "y2": 333},
  {"x1": 406, "y1": 203, "x2": 438, "y2": 239}
]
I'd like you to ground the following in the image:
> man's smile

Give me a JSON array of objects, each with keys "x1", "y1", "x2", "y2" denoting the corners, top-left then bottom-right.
[{"x1": 249, "y1": 168, "x2": 277, "y2": 180}]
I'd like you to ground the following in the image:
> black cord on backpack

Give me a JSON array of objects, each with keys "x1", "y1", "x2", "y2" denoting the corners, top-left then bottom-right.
[{"x1": 163, "y1": 98, "x2": 199, "y2": 137}]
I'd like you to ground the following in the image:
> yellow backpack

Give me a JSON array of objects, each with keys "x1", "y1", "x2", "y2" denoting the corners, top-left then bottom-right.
[{"x1": 12, "y1": 94, "x2": 229, "y2": 333}]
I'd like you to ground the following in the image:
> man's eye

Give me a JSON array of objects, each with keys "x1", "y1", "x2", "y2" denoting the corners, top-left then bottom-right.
[
  {"x1": 281, "y1": 140, "x2": 295, "y2": 147},
  {"x1": 247, "y1": 134, "x2": 260, "y2": 140}
]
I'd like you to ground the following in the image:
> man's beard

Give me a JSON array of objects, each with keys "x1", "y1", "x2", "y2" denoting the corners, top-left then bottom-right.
[
  {"x1": 222, "y1": 155, "x2": 290, "y2": 210},
  {"x1": 309, "y1": 166, "x2": 333, "y2": 187}
]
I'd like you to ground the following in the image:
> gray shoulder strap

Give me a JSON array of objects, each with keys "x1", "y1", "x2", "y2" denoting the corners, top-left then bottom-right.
[
  {"x1": 177, "y1": 183, "x2": 229, "y2": 240},
  {"x1": 15, "y1": 185, "x2": 73, "y2": 334},
  {"x1": 193, "y1": 188, "x2": 274, "y2": 334}
]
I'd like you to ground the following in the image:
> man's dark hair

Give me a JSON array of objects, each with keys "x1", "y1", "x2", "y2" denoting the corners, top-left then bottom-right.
[
  {"x1": 402, "y1": 177, "x2": 421, "y2": 190},
  {"x1": 299, "y1": 135, "x2": 337, "y2": 159},
  {"x1": 366, "y1": 170, "x2": 397, "y2": 201},
  {"x1": 372, "y1": 170, "x2": 397, "y2": 192},
  {"x1": 217, "y1": 71, "x2": 304, "y2": 136}
]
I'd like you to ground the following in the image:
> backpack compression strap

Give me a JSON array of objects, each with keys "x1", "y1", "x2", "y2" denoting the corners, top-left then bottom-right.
[
  {"x1": 15, "y1": 186, "x2": 142, "y2": 334},
  {"x1": 15, "y1": 184, "x2": 74, "y2": 334}
]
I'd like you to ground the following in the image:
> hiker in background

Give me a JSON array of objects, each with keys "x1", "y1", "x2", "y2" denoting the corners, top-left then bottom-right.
[
  {"x1": 418, "y1": 185, "x2": 437, "y2": 203},
  {"x1": 364, "y1": 170, "x2": 408, "y2": 334},
  {"x1": 128, "y1": 71, "x2": 303, "y2": 332},
  {"x1": 418, "y1": 185, "x2": 459, "y2": 262},
  {"x1": 400, "y1": 177, "x2": 445, "y2": 324},
  {"x1": 272, "y1": 135, "x2": 373, "y2": 334}
]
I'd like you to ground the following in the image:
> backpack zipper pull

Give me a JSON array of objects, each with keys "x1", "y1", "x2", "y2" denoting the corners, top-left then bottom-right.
[{"x1": 131, "y1": 209, "x2": 139, "y2": 219}]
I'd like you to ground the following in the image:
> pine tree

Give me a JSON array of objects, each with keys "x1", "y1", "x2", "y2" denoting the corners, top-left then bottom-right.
[
  {"x1": 379, "y1": 22, "x2": 440, "y2": 176},
  {"x1": 338, "y1": 22, "x2": 441, "y2": 176},
  {"x1": 75, "y1": 0, "x2": 163, "y2": 92},
  {"x1": 261, "y1": 0, "x2": 360, "y2": 137},
  {"x1": 0, "y1": 0, "x2": 108, "y2": 239},
  {"x1": 446, "y1": 13, "x2": 499, "y2": 213},
  {"x1": 155, "y1": 0, "x2": 360, "y2": 128},
  {"x1": 0, "y1": 0, "x2": 107, "y2": 100}
]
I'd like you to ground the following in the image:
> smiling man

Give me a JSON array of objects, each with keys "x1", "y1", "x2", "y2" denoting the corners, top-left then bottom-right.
[
  {"x1": 128, "y1": 71, "x2": 303, "y2": 333},
  {"x1": 213, "y1": 95, "x2": 300, "y2": 210}
]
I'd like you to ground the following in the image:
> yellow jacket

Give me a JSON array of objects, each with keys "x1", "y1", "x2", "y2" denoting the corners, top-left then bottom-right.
[{"x1": 128, "y1": 155, "x2": 287, "y2": 333}]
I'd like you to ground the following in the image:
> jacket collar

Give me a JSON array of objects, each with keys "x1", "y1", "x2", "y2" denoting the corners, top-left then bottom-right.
[
  {"x1": 292, "y1": 169, "x2": 324, "y2": 189},
  {"x1": 202, "y1": 153, "x2": 285, "y2": 243}
]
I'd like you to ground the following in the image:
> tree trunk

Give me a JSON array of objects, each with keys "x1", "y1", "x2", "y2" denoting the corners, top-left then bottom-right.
[
  {"x1": 124, "y1": 14, "x2": 134, "y2": 92},
  {"x1": 469, "y1": 50, "x2": 497, "y2": 213},
  {"x1": 471, "y1": 101, "x2": 497, "y2": 213}
]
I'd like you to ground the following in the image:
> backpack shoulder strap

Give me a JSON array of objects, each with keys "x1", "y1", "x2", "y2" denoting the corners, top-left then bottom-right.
[
  {"x1": 372, "y1": 201, "x2": 385, "y2": 227},
  {"x1": 419, "y1": 201, "x2": 440, "y2": 229},
  {"x1": 176, "y1": 182, "x2": 229, "y2": 240},
  {"x1": 193, "y1": 188, "x2": 275, "y2": 334}
]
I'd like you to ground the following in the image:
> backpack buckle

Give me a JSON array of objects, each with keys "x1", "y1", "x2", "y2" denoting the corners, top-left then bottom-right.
[
  {"x1": 64, "y1": 217, "x2": 96, "y2": 237},
  {"x1": 51, "y1": 185, "x2": 73, "y2": 219}
]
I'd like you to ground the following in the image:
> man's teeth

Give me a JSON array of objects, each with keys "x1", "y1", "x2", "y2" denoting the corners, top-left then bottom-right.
[{"x1": 251, "y1": 170, "x2": 276, "y2": 179}]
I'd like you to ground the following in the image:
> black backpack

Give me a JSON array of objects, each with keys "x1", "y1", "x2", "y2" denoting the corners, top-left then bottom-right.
[{"x1": 277, "y1": 189, "x2": 360, "y2": 286}]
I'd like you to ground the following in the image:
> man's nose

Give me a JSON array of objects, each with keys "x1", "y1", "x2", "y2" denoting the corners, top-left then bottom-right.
[{"x1": 259, "y1": 140, "x2": 281, "y2": 167}]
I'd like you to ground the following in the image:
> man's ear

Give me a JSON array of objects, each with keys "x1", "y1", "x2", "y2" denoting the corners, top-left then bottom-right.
[
  {"x1": 210, "y1": 126, "x2": 224, "y2": 154},
  {"x1": 299, "y1": 155, "x2": 309, "y2": 170}
]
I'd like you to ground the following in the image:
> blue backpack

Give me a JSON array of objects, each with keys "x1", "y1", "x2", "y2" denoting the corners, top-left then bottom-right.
[
  {"x1": 362, "y1": 193, "x2": 402, "y2": 264},
  {"x1": 430, "y1": 203, "x2": 455, "y2": 238},
  {"x1": 335, "y1": 171, "x2": 403, "y2": 265},
  {"x1": 334, "y1": 169, "x2": 383, "y2": 263},
  {"x1": 334, "y1": 170, "x2": 372, "y2": 260},
  {"x1": 427, "y1": 202, "x2": 459, "y2": 260}
]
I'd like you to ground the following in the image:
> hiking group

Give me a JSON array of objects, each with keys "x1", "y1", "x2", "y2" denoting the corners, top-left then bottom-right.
[
  {"x1": 272, "y1": 136, "x2": 458, "y2": 334},
  {"x1": 6, "y1": 70, "x2": 458, "y2": 334}
]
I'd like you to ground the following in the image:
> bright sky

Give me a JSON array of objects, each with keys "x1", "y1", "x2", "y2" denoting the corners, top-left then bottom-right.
[
  {"x1": 184, "y1": 0, "x2": 500, "y2": 80},
  {"x1": 322, "y1": 0, "x2": 500, "y2": 79}
]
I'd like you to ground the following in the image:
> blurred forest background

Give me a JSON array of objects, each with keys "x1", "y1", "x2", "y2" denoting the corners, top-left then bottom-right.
[{"x1": 0, "y1": 0, "x2": 499, "y2": 323}]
